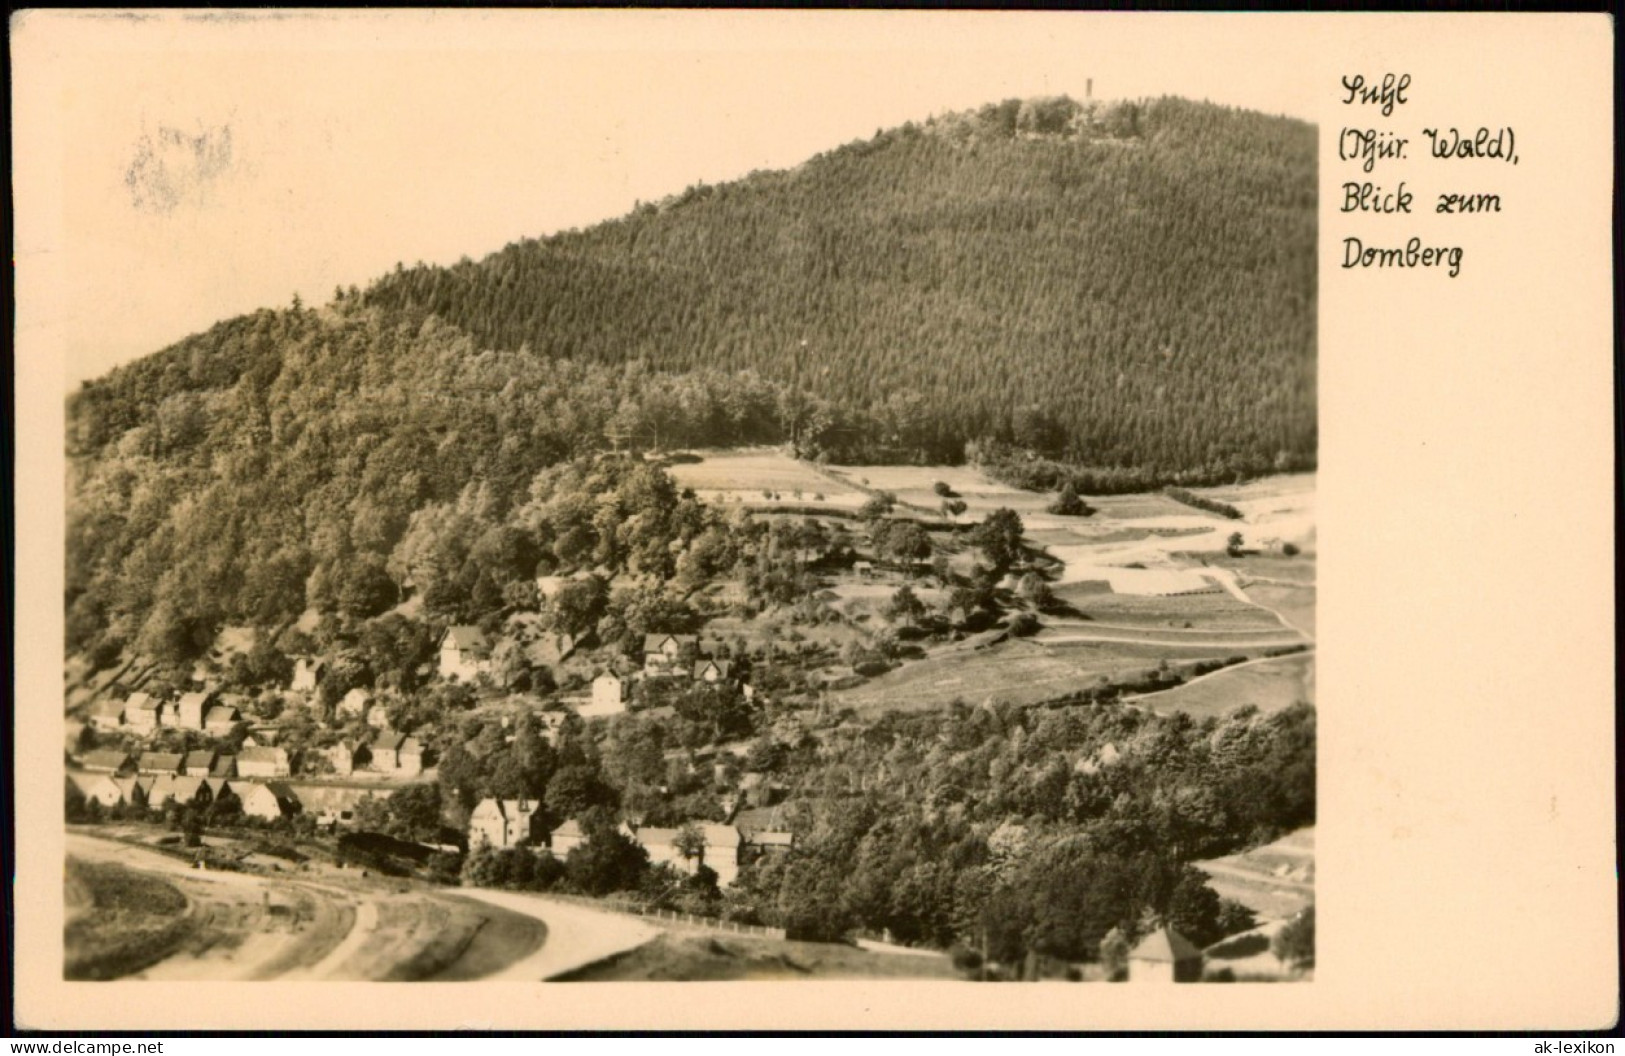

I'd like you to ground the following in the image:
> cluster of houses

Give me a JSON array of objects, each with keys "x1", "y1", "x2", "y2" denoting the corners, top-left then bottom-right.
[
  {"x1": 66, "y1": 747, "x2": 300, "y2": 821},
  {"x1": 92, "y1": 690, "x2": 243, "y2": 736},
  {"x1": 467, "y1": 799, "x2": 793, "y2": 888},
  {"x1": 570, "y1": 633, "x2": 751, "y2": 721},
  {"x1": 84, "y1": 679, "x2": 426, "y2": 782}
]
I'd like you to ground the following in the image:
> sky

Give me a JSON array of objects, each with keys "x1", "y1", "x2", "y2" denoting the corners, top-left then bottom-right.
[{"x1": 15, "y1": 10, "x2": 1321, "y2": 389}]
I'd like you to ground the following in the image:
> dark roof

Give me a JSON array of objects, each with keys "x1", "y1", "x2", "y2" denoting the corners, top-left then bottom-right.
[
  {"x1": 81, "y1": 750, "x2": 131, "y2": 770},
  {"x1": 1130, "y1": 926, "x2": 1203, "y2": 963},
  {"x1": 643, "y1": 633, "x2": 698, "y2": 652},
  {"x1": 183, "y1": 750, "x2": 217, "y2": 769},
  {"x1": 238, "y1": 746, "x2": 288, "y2": 764},
  {"x1": 204, "y1": 705, "x2": 240, "y2": 725},
  {"x1": 139, "y1": 752, "x2": 185, "y2": 771},
  {"x1": 373, "y1": 731, "x2": 407, "y2": 751}
]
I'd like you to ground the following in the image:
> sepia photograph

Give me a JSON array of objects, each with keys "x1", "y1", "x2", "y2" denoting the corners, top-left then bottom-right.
[
  {"x1": 50, "y1": 10, "x2": 1316, "y2": 989},
  {"x1": 12, "y1": 9, "x2": 1613, "y2": 1034}
]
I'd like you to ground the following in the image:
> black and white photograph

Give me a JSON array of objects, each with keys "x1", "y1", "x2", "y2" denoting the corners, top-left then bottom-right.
[{"x1": 11, "y1": 9, "x2": 1613, "y2": 1034}]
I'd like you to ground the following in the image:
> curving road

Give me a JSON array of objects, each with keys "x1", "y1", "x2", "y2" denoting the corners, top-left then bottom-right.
[{"x1": 453, "y1": 888, "x2": 660, "y2": 980}]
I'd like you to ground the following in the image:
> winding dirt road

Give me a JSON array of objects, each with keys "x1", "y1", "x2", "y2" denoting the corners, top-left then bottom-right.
[{"x1": 453, "y1": 888, "x2": 660, "y2": 980}]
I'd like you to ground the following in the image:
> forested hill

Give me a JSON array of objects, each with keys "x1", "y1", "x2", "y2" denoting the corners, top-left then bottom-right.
[
  {"x1": 66, "y1": 95, "x2": 1315, "y2": 658},
  {"x1": 354, "y1": 95, "x2": 1316, "y2": 471}
]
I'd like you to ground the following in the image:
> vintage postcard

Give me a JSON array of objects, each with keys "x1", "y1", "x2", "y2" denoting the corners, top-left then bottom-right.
[{"x1": 11, "y1": 9, "x2": 1615, "y2": 1032}]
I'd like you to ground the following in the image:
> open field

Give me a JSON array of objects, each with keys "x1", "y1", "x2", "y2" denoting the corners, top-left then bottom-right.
[
  {"x1": 1048, "y1": 587, "x2": 1294, "y2": 632},
  {"x1": 1240, "y1": 582, "x2": 1316, "y2": 639},
  {"x1": 665, "y1": 449, "x2": 867, "y2": 509},
  {"x1": 1195, "y1": 552, "x2": 1318, "y2": 585},
  {"x1": 557, "y1": 931, "x2": 957, "y2": 982},
  {"x1": 1132, "y1": 651, "x2": 1315, "y2": 718},
  {"x1": 1194, "y1": 827, "x2": 1315, "y2": 923},
  {"x1": 1188, "y1": 474, "x2": 1316, "y2": 549},
  {"x1": 834, "y1": 634, "x2": 1289, "y2": 714}
]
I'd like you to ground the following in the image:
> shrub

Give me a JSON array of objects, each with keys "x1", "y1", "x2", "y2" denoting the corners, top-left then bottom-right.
[{"x1": 1009, "y1": 613, "x2": 1041, "y2": 637}]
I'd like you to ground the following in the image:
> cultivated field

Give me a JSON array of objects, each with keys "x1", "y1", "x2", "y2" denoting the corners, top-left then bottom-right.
[
  {"x1": 665, "y1": 449, "x2": 868, "y2": 510},
  {"x1": 1194, "y1": 827, "x2": 1315, "y2": 923},
  {"x1": 1131, "y1": 651, "x2": 1315, "y2": 718}
]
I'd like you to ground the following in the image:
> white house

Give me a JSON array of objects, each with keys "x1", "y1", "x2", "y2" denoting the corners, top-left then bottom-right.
[
  {"x1": 469, "y1": 798, "x2": 542, "y2": 849},
  {"x1": 177, "y1": 691, "x2": 213, "y2": 731},
  {"x1": 693, "y1": 659, "x2": 732, "y2": 684},
  {"x1": 697, "y1": 823, "x2": 745, "y2": 887},
  {"x1": 291, "y1": 657, "x2": 326, "y2": 693},
  {"x1": 237, "y1": 746, "x2": 291, "y2": 778},
  {"x1": 240, "y1": 782, "x2": 299, "y2": 821},
  {"x1": 183, "y1": 749, "x2": 218, "y2": 778},
  {"x1": 68, "y1": 772, "x2": 126, "y2": 810},
  {"x1": 370, "y1": 732, "x2": 423, "y2": 776},
  {"x1": 439, "y1": 626, "x2": 492, "y2": 682},
  {"x1": 124, "y1": 693, "x2": 161, "y2": 733},
  {"x1": 204, "y1": 704, "x2": 241, "y2": 736}
]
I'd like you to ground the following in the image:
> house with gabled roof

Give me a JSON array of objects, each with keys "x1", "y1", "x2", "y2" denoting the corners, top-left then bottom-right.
[
  {"x1": 138, "y1": 752, "x2": 185, "y2": 775},
  {"x1": 211, "y1": 753, "x2": 238, "y2": 779},
  {"x1": 439, "y1": 626, "x2": 492, "y2": 682},
  {"x1": 68, "y1": 772, "x2": 126, "y2": 809},
  {"x1": 291, "y1": 657, "x2": 326, "y2": 693},
  {"x1": 183, "y1": 749, "x2": 218, "y2": 778},
  {"x1": 642, "y1": 633, "x2": 699, "y2": 677},
  {"x1": 237, "y1": 746, "x2": 291, "y2": 778},
  {"x1": 240, "y1": 781, "x2": 300, "y2": 821},
  {"x1": 548, "y1": 818, "x2": 588, "y2": 857},
  {"x1": 632, "y1": 826, "x2": 696, "y2": 875},
  {"x1": 80, "y1": 749, "x2": 133, "y2": 774},
  {"x1": 124, "y1": 693, "x2": 161, "y2": 733},
  {"x1": 470, "y1": 798, "x2": 542, "y2": 849},
  {"x1": 591, "y1": 672, "x2": 630, "y2": 712},
  {"x1": 693, "y1": 658, "x2": 733, "y2": 684},
  {"x1": 696, "y1": 823, "x2": 746, "y2": 887},
  {"x1": 370, "y1": 732, "x2": 423, "y2": 776},
  {"x1": 326, "y1": 740, "x2": 360, "y2": 776},
  {"x1": 88, "y1": 699, "x2": 126, "y2": 730},
  {"x1": 204, "y1": 704, "x2": 241, "y2": 736},
  {"x1": 1128, "y1": 926, "x2": 1203, "y2": 983},
  {"x1": 177, "y1": 691, "x2": 214, "y2": 731},
  {"x1": 147, "y1": 774, "x2": 212, "y2": 809}
]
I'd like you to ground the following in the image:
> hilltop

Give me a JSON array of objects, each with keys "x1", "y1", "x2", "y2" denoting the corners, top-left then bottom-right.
[{"x1": 66, "y1": 93, "x2": 1316, "y2": 668}]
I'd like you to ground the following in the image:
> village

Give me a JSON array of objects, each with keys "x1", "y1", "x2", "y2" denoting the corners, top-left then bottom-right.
[
  {"x1": 62, "y1": 449, "x2": 1315, "y2": 982},
  {"x1": 66, "y1": 617, "x2": 795, "y2": 887}
]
